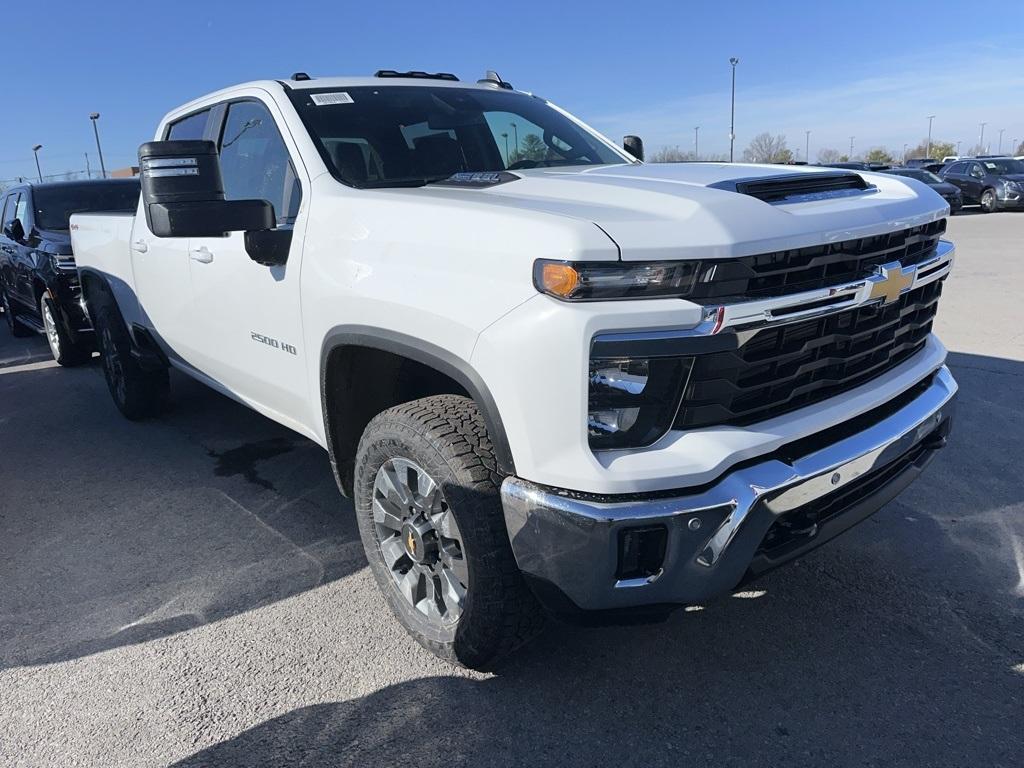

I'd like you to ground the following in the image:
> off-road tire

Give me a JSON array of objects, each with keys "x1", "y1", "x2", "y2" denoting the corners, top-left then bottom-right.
[
  {"x1": 2, "y1": 289, "x2": 34, "y2": 338},
  {"x1": 93, "y1": 301, "x2": 168, "y2": 420},
  {"x1": 354, "y1": 394, "x2": 543, "y2": 669},
  {"x1": 41, "y1": 295, "x2": 91, "y2": 366}
]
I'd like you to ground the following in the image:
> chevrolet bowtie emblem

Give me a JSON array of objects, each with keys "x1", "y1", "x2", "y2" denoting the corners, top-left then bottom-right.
[
  {"x1": 868, "y1": 262, "x2": 915, "y2": 305},
  {"x1": 406, "y1": 530, "x2": 417, "y2": 557}
]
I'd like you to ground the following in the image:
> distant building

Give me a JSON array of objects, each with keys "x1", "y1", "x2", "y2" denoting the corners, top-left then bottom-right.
[{"x1": 110, "y1": 166, "x2": 139, "y2": 178}]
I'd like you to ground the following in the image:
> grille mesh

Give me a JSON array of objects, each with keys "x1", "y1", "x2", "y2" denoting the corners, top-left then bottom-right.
[{"x1": 674, "y1": 279, "x2": 943, "y2": 430}]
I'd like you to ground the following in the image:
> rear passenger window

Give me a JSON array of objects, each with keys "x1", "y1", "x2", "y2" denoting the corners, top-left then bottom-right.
[
  {"x1": 217, "y1": 100, "x2": 301, "y2": 226},
  {"x1": 167, "y1": 110, "x2": 210, "y2": 140}
]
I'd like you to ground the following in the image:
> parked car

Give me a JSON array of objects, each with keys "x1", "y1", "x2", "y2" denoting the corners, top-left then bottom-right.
[
  {"x1": 71, "y1": 71, "x2": 956, "y2": 668},
  {"x1": 939, "y1": 157, "x2": 1024, "y2": 212},
  {"x1": 819, "y1": 161, "x2": 891, "y2": 172},
  {"x1": 905, "y1": 158, "x2": 939, "y2": 168},
  {"x1": 882, "y1": 167, "x2": 963, "y2": 213},
  {"x1": 0, "y1": 179, "x2": 140, "y2": 363}
]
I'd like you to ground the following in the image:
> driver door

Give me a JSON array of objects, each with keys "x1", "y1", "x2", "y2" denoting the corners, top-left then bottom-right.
[{"x1": 185, "y1": 96, "x2": 310, "y2": 434}]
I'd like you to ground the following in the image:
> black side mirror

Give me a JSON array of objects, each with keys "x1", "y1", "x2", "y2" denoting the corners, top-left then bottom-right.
[
  {"x1": 139, "y1": 140, "x2": 275, "y2": 238},
  {"x1": 623, "y1": 135, "x2": 644, "y2": 162},
  {"x1": 244, "y1": 228, "x2": 292, "y2": 267},
  {"x1": 4, "y1": 218, "x2": 25, "y2": 242}
]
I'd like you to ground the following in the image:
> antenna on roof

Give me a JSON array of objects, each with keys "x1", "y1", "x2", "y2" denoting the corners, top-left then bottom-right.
[
  {"x1": 477, "y1": 70, "x2": 513, "y2": 90},
  {"x1": 291, "y1": 72, "x2": 312, "y2": 81}
]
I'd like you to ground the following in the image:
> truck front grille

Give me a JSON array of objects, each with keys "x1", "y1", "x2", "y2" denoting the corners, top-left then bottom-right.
[
  {"x1": 673, "y1": 279, "x2": 942, "y2": 430},
  {"x1": 687, "y1": 219, "x2": 946, "y2": 301}
]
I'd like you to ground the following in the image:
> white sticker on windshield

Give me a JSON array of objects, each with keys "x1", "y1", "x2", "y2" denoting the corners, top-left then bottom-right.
[
  {"x1": 984, "y1": 162, "x2": 997, "y2": 169},
  {"x1": 310, "y1": 92, "x2": 354, "y2": 106}
]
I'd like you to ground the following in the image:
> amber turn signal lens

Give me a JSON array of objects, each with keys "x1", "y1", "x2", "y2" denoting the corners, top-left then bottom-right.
[{"x1": 539, "y1": 262, "x2": 580, "y2": 297}]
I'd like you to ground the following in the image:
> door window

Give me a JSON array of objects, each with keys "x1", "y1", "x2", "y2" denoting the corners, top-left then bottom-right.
[
  {"x1": 968, "y1": 164, "x2": 984, "y2": 179},
  {"x1": 14, "y1": 193, "x2": 28, "y2": 227},
  {"x1": 166, "y1": 109, "x2": 211, "y2": 140},
  {"x1": 217, "y1": 100, "x2": 301, "y2": 226},
  {"x1": 0, "y1": 194, "x2": 16, "y2": 231}
]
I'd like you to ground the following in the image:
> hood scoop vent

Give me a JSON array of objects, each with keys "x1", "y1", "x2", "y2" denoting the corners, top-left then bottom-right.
[{"x1": 710, "y1": 172, "x2": 876, "y2": 204}]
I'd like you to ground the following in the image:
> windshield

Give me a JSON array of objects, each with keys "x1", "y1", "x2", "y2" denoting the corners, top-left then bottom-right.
[
  {"x1": 287, "y1": 85, "x2": 629, "y2": 188},
  {"x1": 979, "y1": 159, "x2": 1024, "y2": 175},
  {"x1": 34, "y1": 181, "x2": 140, "y2": 230}
]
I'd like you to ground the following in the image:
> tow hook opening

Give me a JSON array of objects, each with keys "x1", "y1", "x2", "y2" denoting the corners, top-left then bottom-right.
[{"x1": 616, "y1": 525, "x2": 668, "y2": 581}]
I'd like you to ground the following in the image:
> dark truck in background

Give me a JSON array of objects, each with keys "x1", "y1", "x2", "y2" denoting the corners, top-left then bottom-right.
[{"x1": 0, "y1": 179, "x2": 140, "y2": 365}]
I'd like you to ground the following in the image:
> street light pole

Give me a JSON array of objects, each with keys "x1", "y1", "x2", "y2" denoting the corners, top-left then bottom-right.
[
  {"x1": 956, "y1": 140, "x2": 962, "y2": 156},
  {"x1": 849, "y1": 136, "x2": 855, "y2": 159},
  {"x1": 978, "y1": 122, "x2": 987, "y2": 155},
  {"x1": 694, "y1": 126, "x2": 700, "y2": 160},
  {"x1": 903, "y1": 143, "x2": 908, "y2": 163},
  {"x1": 805, "y1": 130, "x2": 810, "y2": 164},
  {"x1": 89, "y1": 112, "x2": 107, "y2": 179},
  {"x1": 85, "y1": 152, "x2": 91, "y2": 179},
  {"x1": 510, "y1": 122, "x2": 518, "y2": 158},
  {"x1": 32, "y1": 144, "x2": 43, "y2": 182},
  {"x1": 926, "y1": 115, "x2": 935, "y2": 159},
  {"x1": 998, "y1": 128, "x2": 1005, "y2": 154},
  {"x1": 501, "y1": 132, "x2": 509, "y2": 165},
  {"x1": 728, "y1": 57, "x2": 739, "y2": 162}
]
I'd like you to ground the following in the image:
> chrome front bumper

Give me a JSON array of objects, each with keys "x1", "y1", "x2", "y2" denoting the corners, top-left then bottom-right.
[{"x1": 501, "y1": 365, "x2": 957, "y2": 615}]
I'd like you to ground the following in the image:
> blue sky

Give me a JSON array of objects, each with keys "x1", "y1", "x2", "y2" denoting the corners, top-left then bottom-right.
[{"x1": 4, "y1": 0, "x2": 1023, "y2": 180}]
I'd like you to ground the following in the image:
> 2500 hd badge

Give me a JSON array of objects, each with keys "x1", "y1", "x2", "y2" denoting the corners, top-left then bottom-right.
[{"x1": 251, "y1": 331, "x2": 297, "y2": 355}]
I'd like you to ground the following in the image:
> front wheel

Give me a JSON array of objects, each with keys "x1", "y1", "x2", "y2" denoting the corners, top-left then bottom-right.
[
  {"x1": 353, "y1": 395, "x2": 543, "y2": 669},
  {"x1": 41, "y1": 296, "x2": 91, "y2": 366},
  {"x1": 980, "y1": 188, "x2": 997, "y2": 213}
]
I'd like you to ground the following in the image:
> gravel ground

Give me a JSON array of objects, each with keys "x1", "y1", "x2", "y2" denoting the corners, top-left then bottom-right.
[{"x1": 0, "y1": 212, "x2": 1021, "y2": 767}]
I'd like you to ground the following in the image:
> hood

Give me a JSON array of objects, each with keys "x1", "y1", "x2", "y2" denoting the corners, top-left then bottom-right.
[
  {"x1": 413, "y1": 163, "x2": 947, "y2": 261},
  {"x1": 931, "y1": 181, "x2": 961, "y2": 195},
  {"x1": 31, "y1": 228, "x2": 73, "y2": 254},
  {"x1": 1000, "y1": 174, "x2": 1024, "y2": 183}
]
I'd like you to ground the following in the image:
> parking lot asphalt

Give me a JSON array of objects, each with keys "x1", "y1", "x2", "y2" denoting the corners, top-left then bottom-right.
[{"x1": 1, "y1": 212, "x2": 1022, "y2": 768}]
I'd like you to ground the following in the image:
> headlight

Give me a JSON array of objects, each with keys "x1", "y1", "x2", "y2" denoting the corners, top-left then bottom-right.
[
  {"x1": 48, "y1": 252, "x2": 77, "y2": 272},
  {"x1": 1003, "y1": 180, "x2": 1021, "y2": 195},
  {"x1": 535, "y1": 260, "x2": 700, "y2": 301},
  {"x1": 588, "y1": 354, "x2": 692, "y2": 450}
]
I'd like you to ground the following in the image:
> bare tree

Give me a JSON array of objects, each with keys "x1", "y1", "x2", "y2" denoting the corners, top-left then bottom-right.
[
  {"x1": 864, "y1": 147, "x2": 894, "y2": 164},
  {"x1": 817, "y1": 147, "x2": 842, "y2": 164},
  {"x1": 742, "y1": 133, "x2": 791, "y2": 163},
  {"x1": 649, "y1": 146, "x2": 695, "y2": 163},
  {"x1": 906, "y1": 139, "x2": 954, "y2": 160}
]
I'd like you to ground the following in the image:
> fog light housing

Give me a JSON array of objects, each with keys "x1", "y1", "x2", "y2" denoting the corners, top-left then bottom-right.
[
  {"x1": 588, "y1": 355, "x2": 692, "y2": 450},
  {"x1": 617, "y1": 525, "x2": 668, "y2": 580}
]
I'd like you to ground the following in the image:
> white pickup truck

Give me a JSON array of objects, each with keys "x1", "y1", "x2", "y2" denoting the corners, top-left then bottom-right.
[{"x1": 71, "y1": 70, "x2": 957, "y2": 668}]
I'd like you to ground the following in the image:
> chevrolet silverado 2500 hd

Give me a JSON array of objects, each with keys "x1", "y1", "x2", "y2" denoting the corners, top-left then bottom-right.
[{"x1": 70, "y1": 70, "x2": 957, "y2": 668}]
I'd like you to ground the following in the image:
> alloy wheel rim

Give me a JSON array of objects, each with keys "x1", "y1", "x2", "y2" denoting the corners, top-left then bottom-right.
[
  {"x1": 372, "y1": 457, "x2": 468, "y2": 626},
  {"x1": 2, "y1": 293, "x2": 12, "y2": 330},
  {"x1": 101, "y1": 326, "x2": 127, "y2": 403},
  {"x1": 42, "y1": 302, "x2": 61, "y2": 358}
]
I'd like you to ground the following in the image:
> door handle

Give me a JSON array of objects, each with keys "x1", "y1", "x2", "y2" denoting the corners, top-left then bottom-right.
[
  {"x1": 131, "y1": 240, "x2": 149, "y2": 253},
  {"x1": 189, "y1": 246, "x2": 214, "y2": 264}
]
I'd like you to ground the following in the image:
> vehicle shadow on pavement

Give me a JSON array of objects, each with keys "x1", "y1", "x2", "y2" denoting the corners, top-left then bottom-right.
[
  {"x1": 171, "y1": 351, "x2": 1024, "y2": 767},
  {"x1": 0, "y1": 362, "x2": 363, "y2": 671}
]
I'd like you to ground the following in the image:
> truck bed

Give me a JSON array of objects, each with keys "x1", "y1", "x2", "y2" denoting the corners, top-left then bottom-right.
[{"x1": 70, "y1": 213, "x2": 139, "y2": 326}]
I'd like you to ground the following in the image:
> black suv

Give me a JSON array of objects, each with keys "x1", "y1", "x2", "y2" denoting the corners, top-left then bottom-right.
[
  {"x1": 939, "y1": 157, "x2": 1024, "y2": 213},
  {"x1": 0, "y1": 179, "x2": 140, "y2": 364},
  {"x1": 881, "y1": 167, "x2": 963, "y2": 213}
]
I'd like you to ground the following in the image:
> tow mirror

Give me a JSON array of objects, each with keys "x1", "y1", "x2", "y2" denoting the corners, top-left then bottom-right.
[
  {"x1": 3, "y1": 218, "x2": 24, "y2": 242},
  {"x1": 138, "y1": 140, "x2": 275, "y2": 238},
  {"x1": 623, "y1": 135, "x2": 644, "y2": 162}
]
